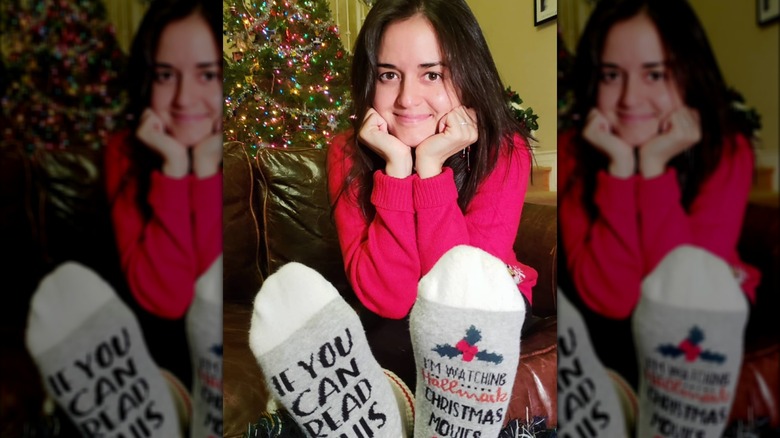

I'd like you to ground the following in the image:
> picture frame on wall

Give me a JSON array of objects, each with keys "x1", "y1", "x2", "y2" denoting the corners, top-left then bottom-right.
[
  {"x1": 534, "y1": 0, "x2": 557, "y2": 26},
  {"x1": 758, "y1": 0, "x2": 779, "y2": 25}
]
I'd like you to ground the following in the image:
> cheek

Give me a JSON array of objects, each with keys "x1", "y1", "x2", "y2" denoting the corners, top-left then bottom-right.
[
  {"x1": 206, "y1": 84, "x2": 223, "y2": 114},
  {"x1": 652, "y1": 91, "x2": 678, "y2": 118},
  {"x1": 596, "y1": 86, "x2": 618, "y2": 112},
  {"x1": 372, "y1": 87, "x2": 394, "y2": 111},
  {"x1": 150, "y1": 85, "x2": 172, "y2": 113}
]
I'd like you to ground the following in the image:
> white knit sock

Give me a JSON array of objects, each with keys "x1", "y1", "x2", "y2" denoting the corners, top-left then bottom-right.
[
  {"x1": 633, "y1": 246, "x2": 748, "y2": 438},
  {"x1": 186, "y1": 254, "x2": 223, "y2": 437},
  {"x1": 558, "y1": 291, "x2": 628, "y2": 437},
  {"x1": 249, "y1": 262, "x2": 404, "y2": 437},
  {"x1": 26, "y1": 262, "x2": 181, "y2": 437},
  {"x1": 410, "y1": 246, "x2": 525, "y2": 438}
]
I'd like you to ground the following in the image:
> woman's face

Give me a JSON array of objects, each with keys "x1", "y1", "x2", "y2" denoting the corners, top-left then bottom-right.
[
  {"x1": 151, "y1": 13, "x2": 222, "y2": 147},
  {"x1": 596, "y1": 13, "x2": 682, "y2": 146},
  {"x1": 372, "y1": 14, "x2": 461, "y2": 147}
]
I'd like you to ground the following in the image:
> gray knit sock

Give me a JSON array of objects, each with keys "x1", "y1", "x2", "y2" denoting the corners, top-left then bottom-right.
[
  {"x1": 26, "y1": 262, "x2": 181, "y2": 437},
  {"x1": 249, "y1": 262, "x2": 403, "y2": 437},
  {"x1": 186, "y1": 254, "x2": 223, "y2": 438},
  {"x1": 410, "y1": 246, "x2": 525, "y2": 438},
  {"x1": 633, "y1": 246, "x2": 748, "y2": 438},
  {"x1": 558, "y1": 291, "x2": 628, "y2": 437}
]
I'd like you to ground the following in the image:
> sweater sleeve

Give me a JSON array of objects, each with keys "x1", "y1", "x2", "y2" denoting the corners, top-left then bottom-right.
[
  {"x1": 191, "y1": 172, "x2": 223, "y2": 274},
  {"x1": 105, "y1": 133, "x2": 197, "y2": 319},
  {"x1": 327, "y1": 135, "x2": 421, "y2": 319},
  {"x1": 559, "y1": 133, "x2": 645, "y2": 319},
  {"x1": 414, "y1": 134, "x2": 537, "y2": 304},
  {"x1": 637, "y1": 134, "x2": 758, "y2": 301}
]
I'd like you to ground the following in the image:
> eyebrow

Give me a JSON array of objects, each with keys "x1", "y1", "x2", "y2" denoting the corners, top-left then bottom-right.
[
  {"x1": 377, "y1": 61, "x2": 445, "y2": 69},
  {"x1": 153, "y1": 61, "x2": 221, "y2": 69},
  {"x1": 599, "y1": 61, "x2": 667, "y2": 69}
]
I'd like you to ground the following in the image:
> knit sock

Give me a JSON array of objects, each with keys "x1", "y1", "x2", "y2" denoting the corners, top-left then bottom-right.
[
  {"x1": 186, "y1": 254, "x2": 223, "y2": 438},
  {"x1": 25, "y1": 262, "x2": 181, "y2": 437},
  {"x1": 558, "y1": 291, "x2": 628, "y2": 437},
  {"x1": 633, "y1": 246, "x2": 748, "y2": 438},
  {"x1": 410, "y1": 245, "x2": 525, "y2": 438},
  {"x1": 249, "y1": 262, "x2": 404, "y2": 437}
]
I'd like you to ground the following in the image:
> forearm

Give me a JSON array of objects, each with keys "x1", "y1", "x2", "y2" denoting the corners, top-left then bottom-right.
[{"x1": 112, "y1": 172, "x2": 198, "y2": 319}]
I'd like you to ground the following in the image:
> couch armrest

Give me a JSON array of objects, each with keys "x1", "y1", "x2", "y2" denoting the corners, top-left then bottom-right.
[{"x1": 515, "y1": 201, "x2": 557, "y2": 317}]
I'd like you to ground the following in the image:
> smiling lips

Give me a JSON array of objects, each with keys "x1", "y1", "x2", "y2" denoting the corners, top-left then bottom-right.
[
  {"x1": 172, "y1": 113, "x2": 211, "y2": 123},
  {"x1": 394, "y1": 113, "x2": 433, "y2": 124},
  {"x1": 618, "y1": 112, "x2": 656, "y2": 123}
]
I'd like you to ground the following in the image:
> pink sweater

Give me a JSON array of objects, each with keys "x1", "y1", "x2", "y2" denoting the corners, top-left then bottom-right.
[
  {"x1": 559, "y1": 130, "x2": 760, "y2": 319},
  {"x1": 105, "y1": 132, "x2": 222, "y2": 319},
  {"x1": 327, "y1": 133, "x2": 537, "y2": 319}
]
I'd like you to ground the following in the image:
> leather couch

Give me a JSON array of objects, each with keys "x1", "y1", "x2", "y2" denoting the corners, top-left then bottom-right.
[{"x1": 222, "y1": 141, "x2": 559, "y2": 437}]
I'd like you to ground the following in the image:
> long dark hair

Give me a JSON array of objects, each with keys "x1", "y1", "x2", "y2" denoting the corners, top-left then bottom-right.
[
  {"x1": 119, "y1": 0, "x2": 221, "y2": 218},
  {"x1": 343, "y1": 0, "x2": 532, "y2": 219},
  {"x1": 564, "y1": 0, "x2": 745, "y2": 218}
]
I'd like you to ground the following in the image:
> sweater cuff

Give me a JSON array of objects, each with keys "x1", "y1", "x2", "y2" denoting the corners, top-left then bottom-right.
[
  {"x1": 149, "y1": 170, "x2": 190, "y2": 212},
  {"x1": 413, "y1": 167, "x2": 458, "y2": 209},
  {"x1": 371, "y1": 170, "x2": 414, "y2": 212},
  {"x1": 594, "y1": 170, "x2": 637, "y2": 213}
]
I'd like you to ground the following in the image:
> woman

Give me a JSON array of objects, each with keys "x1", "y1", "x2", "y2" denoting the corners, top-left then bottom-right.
[
  {"x1": 106, "y1": 0, "x2": 222, "y2": 320},
  {"x1": 558, "y1": 0, "x2": 758, "y2": 435},
  {"x1": 249, "y1": 1, "x2": 538, "y2": 436},
  {"x1": 327, "y1": 0, "x2": 537, "y2": 320},
  {"x1": 104, "y1": 0, "x2": 223, "y2": 434}
]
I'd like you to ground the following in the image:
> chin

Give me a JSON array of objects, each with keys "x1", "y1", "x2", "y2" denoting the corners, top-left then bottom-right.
[
  {"x1": 615, "y1": 125, "x2": 659, "y2": 147},
  {"x1": 171, "y1": 126, "x2": 213, "y2": 147},
  {"x1": 392, "y1": 129, "x2": 434, "y2": 148}
]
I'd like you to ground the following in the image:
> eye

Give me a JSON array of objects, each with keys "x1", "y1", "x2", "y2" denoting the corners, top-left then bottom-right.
[
  {"x1": 377, "y1": 71, "x2": 398, "y2": 82},
  {"x1": 200, "y1": 70, "x2": 221, "y2": 82},
  {"x1": 154, "y1": 69, "x2": 175, "y2": 84},
  {"x1": 646, "y1": 70, "x2": 667, "y2": 82},
  {"x1": 599, "y1": 69, "x2": 621, "y2": 84},
  {"x1": 424, "y1": 72, "x2": 442, "y2": 81}
]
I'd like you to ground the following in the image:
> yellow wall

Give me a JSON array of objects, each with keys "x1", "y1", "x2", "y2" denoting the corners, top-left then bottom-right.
[
  {"x1": 689, "y1": 0, "x2": 779, "y2": 189},
  {"x1": 466, "y1": 1, "x2": 557, "y2": 152}
]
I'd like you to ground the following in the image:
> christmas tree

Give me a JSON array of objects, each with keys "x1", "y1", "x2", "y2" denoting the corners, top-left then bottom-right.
[
  {"x1": 223, "y1": 0, "x2": 353, "y2": 153},
  {"x1": 0, "y1": 0, "x2": 127, "y2": 154}
]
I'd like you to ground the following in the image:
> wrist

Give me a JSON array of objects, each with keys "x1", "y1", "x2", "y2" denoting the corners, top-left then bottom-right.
[
  {"x1": 608, "y1": 151, "x2": 636, "y2": 179},
  {"x1": 385, "y1": 153, "x2": 413, "y2": 178},
  {"x1": 638, "y1": 150, "x2": 666, "y2": 179},
  {"x1": 414, "y1": 155, "x2": 443, "y2": 179},
  {"x1": 162, "y1": 151, "x2": 189, "y2": 178}
]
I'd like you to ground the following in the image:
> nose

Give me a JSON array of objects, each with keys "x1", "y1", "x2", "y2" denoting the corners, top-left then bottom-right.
[
  {"x1": 619, "y1": 74, "x2": 643, "y2": 108},
  {"x1": 173, "y1": 74, "x2": 196, "y2": 107},
  {"x1": 395, "y1": 78, "x2": 421, "y2": 108}
]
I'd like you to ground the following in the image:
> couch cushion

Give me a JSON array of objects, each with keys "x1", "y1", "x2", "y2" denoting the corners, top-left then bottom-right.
[
  {"x1": 255, "y1": 146, "x2": 353, "y2": 300},
  {"x1": 515, "y1": 201, "x2": 557, "y2": 316},
  {"x1": 223, "y1": 142, "x2": 265, "y2": 304}
]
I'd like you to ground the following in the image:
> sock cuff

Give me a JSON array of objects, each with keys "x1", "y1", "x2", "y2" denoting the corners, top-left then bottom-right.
[
  {"x1": 606, "y1": 368, "x2": 637, "y2": 433},
  {"x1": 384, "y1": 369, "x2": 414, "y2": 436},
  {"x1": 160, "y1": 368, "x2": 193, "y2": 433}
]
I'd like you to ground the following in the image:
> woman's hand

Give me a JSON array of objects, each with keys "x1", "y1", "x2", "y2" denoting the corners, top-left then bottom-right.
[
  {"x1": 639, "y1": 106, "x2": 701, "y2": 178},
  {"x1": 193, "y1": 119, "x2": 223, "y2": 178},
  {"x1": 582, "y1": 109, "x2": 635, "y2": 178},
  {"x1": 358, "y1": 108, "x2": 413, "y2": 178},
  {"x1": 136, "y1": 109, "x2": 189, "y2": 178},
  {"x1": 415, "y1": 106, "x2": 478, "y2": 179}
]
